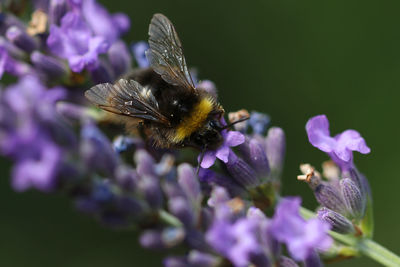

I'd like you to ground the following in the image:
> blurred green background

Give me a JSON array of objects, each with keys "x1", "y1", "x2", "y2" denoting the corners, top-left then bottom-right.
[{"x1": 1, "y1": 0, "x2": 399, "y2": 266}]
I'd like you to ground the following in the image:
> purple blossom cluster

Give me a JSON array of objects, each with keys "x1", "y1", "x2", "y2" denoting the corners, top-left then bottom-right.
[
  {"x1": 299, "y1": 115, "x2": 373, "y2": 236},
  {"x1": 0, "y1": 2, "x2": 377, "y2": 266}
]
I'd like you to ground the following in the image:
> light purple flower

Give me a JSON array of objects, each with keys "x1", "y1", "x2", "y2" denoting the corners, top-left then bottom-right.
[
  {"x1": 0, "y1": 75, "x2": 68, "y2": 192},
  {"x1": 306, "y1": 115, "x2": 370, "y2": 170},
  {"x1": 0, "y1": 75, "x2": 65, "y2": 156},
  {"x1": 12, "y1": 139, "x2": 61, "y2": 192},
  {"x1": 270, "y1": 197, "x2": 332, "y2": 261},
  {"x1": 200, "y1": 130, "x2": 245, "y2": 168},
  {"x1": 206, "y1": 204, "x2": 271, "y2": 267},
  {"x1": 81, "y1": 0, "x2": 130, "y2": 41},
  {"x1": 47, "y1": 11, "x2": 109, "y2": 72}
]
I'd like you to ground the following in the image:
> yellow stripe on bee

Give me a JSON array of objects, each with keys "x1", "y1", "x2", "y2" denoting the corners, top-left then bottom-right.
[{"x1": 173, "y1": 98, "x2": 214, "y2": 143}]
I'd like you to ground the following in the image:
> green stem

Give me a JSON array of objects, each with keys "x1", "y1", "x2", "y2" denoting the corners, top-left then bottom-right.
[
  {"x1": 300, "y1": 207, "x2": 400, "y2": 266},
  {"x1": 358, "y1": 239, "x2": 400, "y2": 267}
]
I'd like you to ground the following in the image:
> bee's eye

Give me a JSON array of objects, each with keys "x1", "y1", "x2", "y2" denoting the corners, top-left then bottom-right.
[{"x1": 209, "y1": 120, "x2": 220, "y2": 130}]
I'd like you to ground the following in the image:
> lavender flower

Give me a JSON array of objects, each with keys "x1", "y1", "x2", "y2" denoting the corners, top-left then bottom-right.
[
  {"x1": 306, "y1": 115, "x2": 370, "y2": 171},
  {"x1": 200, "y1": 130, "x2": 245, "y2": 168},
  {"x1": 47, "y1": 12, "x2": 109, "y2": 72},
  {"x1": 0, "y1": 75, "x2": 69, "y2": 191},
  {"x1": 300, "y1": 115, "x2": 373, "y2": 237},
  {"x1": 270, "y1": 197, "x2": 332, "y2": 261}
]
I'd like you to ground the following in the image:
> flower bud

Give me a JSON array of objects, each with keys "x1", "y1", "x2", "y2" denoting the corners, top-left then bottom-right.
[
  {"x1": 318, "y1": 207, "x2": 355, "y2": 234},
  {"x1": 140, "y1": 227, "x2": 185, "y2": 249},
  {"x1": 240, "y1": 137, "x2": 270, "y2": 178},
  {"x1": 178, "y1": 163, "x2": 202, "y2": 206},
  {"x1": 135, "y1": 149, "x2": 156, "y2": 177},
  {"x1": 6, "y1": 26, "x2": 38, "y2": 53},
  {"x1": 108, "y1": 40, "x2": 131, "y2": 77},
  {"x1": 80, "y1": 121, "x2": 118, "y2": 176},
  {"x1": 89, "y1": 60, "x2": 113, "y2": 83},
  {"x1": 169, "y1": 196, "x2": 195, "y2": 227},
  {"x1": 340, "y1": 178, "x2": 365, "y2": 219},
  {"x1": 49, "y1": 0, "x2": 68, "y2": 25},
  {"x1": 31, "y1": 51, "x2": 68, "y2": 79},
  {"x1": 304, "y1": 251, "x2": 322, "y2": 267},
  {"x1": 163, "y1": 257, "x2": 188, "y2": 267},
  {"x1": 314, "y1": 183, "x2": 347, "y2": 215},
  {"x1": 114, "y1": 165, "x2": 138, "y2": 191},
  {"x1": 225, "y1": 151, "x2": 258, "y2": 188},
  {"x1": 265, "y1": 127, "x2": 285, "y2": 173},
  {"x1": 138, "y1": 175, "x2": 163, "y2": 209},
  {"x1": 199, "y1": 168, "x2": 245, "y2": 197},
  {"x1": 279, "y1": 256, "x2": 299, "y2": 267},
  {"x1": 188, "y1": 250, "x2": 219, "y2": 267}
]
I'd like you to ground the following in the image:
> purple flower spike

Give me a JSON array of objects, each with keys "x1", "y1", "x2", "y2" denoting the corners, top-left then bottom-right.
[
  {"x1": 200, "y1": 130, "x2": 245, "y2": 168},
  {"x1": 306, "y1": 115, "x2": 370, "y2": 170},
  {"x1": 270, "y1": 197, "x2": 332, "y2": 261}
]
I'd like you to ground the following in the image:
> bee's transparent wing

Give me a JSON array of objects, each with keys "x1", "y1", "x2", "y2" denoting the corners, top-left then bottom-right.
[
  {"x1": 146, "y1": 13, "x2": 196, "y2": 91},
  {"x1": 85, "y1": 79, "x2": 170, "y2": 125}
]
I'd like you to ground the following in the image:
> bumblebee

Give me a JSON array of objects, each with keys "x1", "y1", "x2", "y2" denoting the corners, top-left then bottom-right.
[{"x1": 85, "y1": 14, "x2": 243, "y2": 150}]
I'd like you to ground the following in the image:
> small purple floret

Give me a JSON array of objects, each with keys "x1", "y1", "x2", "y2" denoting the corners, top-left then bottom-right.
[
  {"x1": 306, "y1": 115, "x2": 370, "y2": 170},
  {"x1": 200, "y1": 130, "x2": 245, "y2": 169},
  {"x1": 270, "y1": 197, "x2": 332, "y2": 261}
]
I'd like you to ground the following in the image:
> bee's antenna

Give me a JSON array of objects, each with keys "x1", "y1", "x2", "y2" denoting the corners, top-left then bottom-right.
[{"x1": 220, "y1": 116, "x2": 250, "y2": 130}]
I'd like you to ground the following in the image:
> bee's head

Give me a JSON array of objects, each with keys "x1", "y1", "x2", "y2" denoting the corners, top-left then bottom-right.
[
  {"x1": 187, "y1": 116, "x2": 249, "y2": 150},
  {"x1": 189, "y1": 119, "x2": 224, "y2": 150}
]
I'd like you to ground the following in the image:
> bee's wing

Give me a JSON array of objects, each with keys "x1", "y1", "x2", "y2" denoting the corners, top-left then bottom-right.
[
  {"x1": 146, "y1": 13, "x2": 196, "y2": 91},
  {"x1": 85, "y1": 79, "x2": 170, "y2": 125}
]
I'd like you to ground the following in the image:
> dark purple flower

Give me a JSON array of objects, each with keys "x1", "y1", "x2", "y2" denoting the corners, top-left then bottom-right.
[
  {"x1": 200, "y1": 130, "x2": 245, "y2": 168},
  {"x1": 47, "y1": 11, "x2": 109, "y2": 72},
  {"x1": 132, "y1": 41, "x2": 149, "y2": 68},
  {"x1": 306, "y1": 115, "x2": 370, "y2": 170},
  {"x1": 270, "y1": 197, "x2": 332, "y2": 261}
]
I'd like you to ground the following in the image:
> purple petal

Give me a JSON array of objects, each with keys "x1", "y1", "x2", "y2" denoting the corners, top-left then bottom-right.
[
  {"x1": 336, "y1": 130, "x2": 371, "y2": 155},
  {"x1": 200, "y1": 150, "x2": 217, "y2": 168},
  {"x1": 225, "y1": 130, "x2": 245, "y2": 147},
  {"x1": 215, "y1": 145, "x2": 230, "y2": 163},
  {"x1": 306, "y1": 115, "x2": 336, "y2": 153}
]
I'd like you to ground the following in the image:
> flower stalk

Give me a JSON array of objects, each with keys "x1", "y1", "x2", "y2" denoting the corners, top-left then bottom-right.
[{"x1": 300, "y1": 207, "x2": 400, "y2": 267}]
